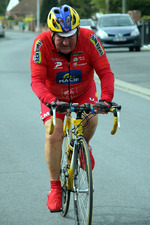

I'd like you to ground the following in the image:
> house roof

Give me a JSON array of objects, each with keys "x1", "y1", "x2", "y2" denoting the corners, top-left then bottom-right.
[{"x1": 9, "y1": 0, "x2": 43, "y2": 16}]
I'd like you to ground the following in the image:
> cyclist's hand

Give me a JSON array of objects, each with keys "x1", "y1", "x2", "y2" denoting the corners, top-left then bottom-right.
[
  {"x1": 57, "y1": 101, "x2": 70, "y2": 114},
  {"x1": 94, "y1": 99, "x2": 112, "y2": 114},
  {"x1": 46, "y1": 100, "x2": 70, "y2": 114}
]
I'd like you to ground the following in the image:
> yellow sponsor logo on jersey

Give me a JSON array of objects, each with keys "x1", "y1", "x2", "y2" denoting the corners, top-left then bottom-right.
[
  {"x1": 33, "y1": 39, "x2": 42, "y2": 64},
  {"x1": 90, "y1": 34, "x2": 104, "y2": 56}
]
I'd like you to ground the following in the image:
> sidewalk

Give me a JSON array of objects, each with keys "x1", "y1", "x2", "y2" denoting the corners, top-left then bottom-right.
[
  {"x1": 115, "y1": 79, "x2": 150, "y2": 99},
  {"x1": 142, "y1": 44, "x2": 150, "y2": 50},
  {"x1": 94, "y1": 73, "x2": 150, "y2": 100}
]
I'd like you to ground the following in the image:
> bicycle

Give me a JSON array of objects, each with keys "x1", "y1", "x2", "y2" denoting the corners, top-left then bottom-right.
[{"x1": 46, "y1": 100, "x2": 121, "y2": 225}]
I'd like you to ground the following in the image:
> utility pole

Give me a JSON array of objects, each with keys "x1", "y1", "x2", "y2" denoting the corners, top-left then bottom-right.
[
  {"x1": 122, "y1": 0, "x2": 126, "y2": 13},
  {"x1": 36, "y1": 0, "x2": 40, "y2": 32},
  {"x1": 106, "y1": 0, "x2": 109, "y2": 14}
]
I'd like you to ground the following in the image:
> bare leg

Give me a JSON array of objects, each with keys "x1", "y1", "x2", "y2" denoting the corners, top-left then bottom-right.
[
  {"x1": 44, "y1": 118, "x2": 64, "y2": 181},
  {"x1": 82, "y1": 113, "x2": 98, "y2": 144}
]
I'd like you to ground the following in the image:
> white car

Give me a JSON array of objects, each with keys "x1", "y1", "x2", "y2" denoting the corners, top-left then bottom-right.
[{"x1": 80, "y1": 19, "x2": 95, "y2": 30}]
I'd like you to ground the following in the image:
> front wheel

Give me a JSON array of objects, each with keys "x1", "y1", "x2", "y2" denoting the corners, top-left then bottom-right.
[
  {"x1": 60, "y1": 135, "x2": 71, "y2": 217},
  {"x1": 73, "y1": 138, "x2": 93, "y2": 225}
]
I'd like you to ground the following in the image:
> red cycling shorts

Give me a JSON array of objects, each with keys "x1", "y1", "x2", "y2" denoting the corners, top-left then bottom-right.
[{"x1": 40, "y1": 81, "x2": 98, "y2": 123}]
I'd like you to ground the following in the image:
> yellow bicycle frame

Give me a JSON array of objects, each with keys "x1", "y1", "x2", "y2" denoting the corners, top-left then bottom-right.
[
  {"x1": 63, "y1": 113, "x2": 83, "y2": 190},
  {"x1": 49, "y1": 107, "x2": 120, "y2": 190}
]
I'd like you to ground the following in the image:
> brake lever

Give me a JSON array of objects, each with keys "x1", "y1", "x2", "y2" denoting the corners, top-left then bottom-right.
[
  {"x1": 51, "y1": 106, "x2": 56, "y2": 126},
  {"x1": 117, "y1": 110, "x2": 121, "y2": 128}
]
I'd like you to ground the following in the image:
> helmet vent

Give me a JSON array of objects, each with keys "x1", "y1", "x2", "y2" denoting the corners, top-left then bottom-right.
[
  {"x1": 73, "y1": 15, "x2": 76, "y2": 25},
  {"x1": 52, "y1": 19, "x2": 59, "y2": 29},
  {"x1": 57, "y1": 18, "x2": 65, "y2": 29},
  {"x1": 72, "y1": 9, "x2": 76, "y2": 14},
  {"x1": 64, "y1": 7, "x2": 69, "y2": 12},
  {"x1": 66, "y1": 16, "x2": 70, "y2": 28},
  {"x1": 54, "y1": 9, "x2": 60, "y2": 14}
]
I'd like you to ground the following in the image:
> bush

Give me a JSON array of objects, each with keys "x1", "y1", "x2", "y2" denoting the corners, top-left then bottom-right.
[
  {"x1": 141, "y1": 15, "x2": 150, "y2": 21},
  {"x1": 23, "y1": 16, "x2": 35, "y2": 24}
]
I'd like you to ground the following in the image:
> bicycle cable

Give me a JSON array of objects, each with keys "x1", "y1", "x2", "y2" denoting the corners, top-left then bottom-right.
[{"x1": 77, "y1": 112, "x2": 97, "y2": 133}]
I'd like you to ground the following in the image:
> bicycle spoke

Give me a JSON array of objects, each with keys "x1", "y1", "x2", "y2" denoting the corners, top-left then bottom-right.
[{"x1": 73, "y1": 138, "x2": 93, "y2": 225}]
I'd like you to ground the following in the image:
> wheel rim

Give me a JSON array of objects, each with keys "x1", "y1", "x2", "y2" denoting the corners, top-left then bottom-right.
[{"x1": 73, "y1": 140, "x2": 93, "y2": 225}]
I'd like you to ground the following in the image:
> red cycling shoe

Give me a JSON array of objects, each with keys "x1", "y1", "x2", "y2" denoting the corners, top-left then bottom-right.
[
  {"x1": 80, "y1": 144, "x2": 95, "y2": 171},
  {"x1": 47, "y1": 187, "x2": 62, "y2": 212}
]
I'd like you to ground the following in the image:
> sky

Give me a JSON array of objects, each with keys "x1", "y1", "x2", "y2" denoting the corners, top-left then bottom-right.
[{"x1": 6, "y1": 0, "x2": 19, "y2": 12}]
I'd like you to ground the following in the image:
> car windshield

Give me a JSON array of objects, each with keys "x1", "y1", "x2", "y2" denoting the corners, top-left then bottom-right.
[{"x1": 98, "y1": 16, "x2": 135, "y2": 27}]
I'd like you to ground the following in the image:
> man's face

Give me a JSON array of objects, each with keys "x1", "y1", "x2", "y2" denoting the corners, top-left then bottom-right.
[{"x1": 53, "y1": 32, "x2": 77, "y2": 54}]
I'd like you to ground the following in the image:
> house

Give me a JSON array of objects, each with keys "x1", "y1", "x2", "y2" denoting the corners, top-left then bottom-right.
[
  {"x1": 9, "y1": 0, "x2": 43, "y2": 18},
  {"x1": 8, "y1": 0, "x2": 44, "y2": 31}
]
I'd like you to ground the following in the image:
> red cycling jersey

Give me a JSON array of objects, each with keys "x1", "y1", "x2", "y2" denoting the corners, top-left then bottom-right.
[{"x1": 30, "y1": 28, "x2": 114, "y2": 105}]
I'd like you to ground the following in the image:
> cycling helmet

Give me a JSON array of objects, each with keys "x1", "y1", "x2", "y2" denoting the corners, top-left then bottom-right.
[{"x1": 47, "y1": 5, "x2": 80, "y2": 37}]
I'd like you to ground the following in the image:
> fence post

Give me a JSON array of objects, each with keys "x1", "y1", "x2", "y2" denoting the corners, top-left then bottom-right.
[
  {"x1": 148, "y1": 21, "x2": 150, "y2": 44},
  {"x1": 138, "y1": 21, "x2": 144, "y2": 46}
]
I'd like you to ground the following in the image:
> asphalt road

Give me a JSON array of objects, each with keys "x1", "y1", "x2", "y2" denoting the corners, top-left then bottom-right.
[
  {"x1": 106, "y1": 47, "x2": 150, "y2": 89},
  {"x1": 0, "y1": 30, "x2": 150, "y2": 225}
]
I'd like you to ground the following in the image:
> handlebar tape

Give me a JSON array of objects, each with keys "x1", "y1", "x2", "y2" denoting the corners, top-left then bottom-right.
[
  {"x1": 109, "y1": 108, "x2": 118, "y2": 135},
  {"x1": 49, "y1": 116, "x2": 54, "y2": 135},
  {"x1": 111, "y1": 116, "x2": 118, "y2": 135}
]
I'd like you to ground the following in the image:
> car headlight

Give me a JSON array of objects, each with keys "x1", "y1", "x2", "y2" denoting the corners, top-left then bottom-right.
[
  {"x1": 97, "y1": 30, "x2": 108, "y2": 38},
  {"x1": 131, "y1": 28, "x2": 140, "y2": 36}
]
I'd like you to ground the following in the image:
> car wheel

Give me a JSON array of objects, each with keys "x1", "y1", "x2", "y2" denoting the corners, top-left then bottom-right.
[
  {"x1": 129, "y1": 47, "x2": 134, "y2": 51},
  {"x1": 135, "y1": 46, "x2": 141, "y2": 51}
]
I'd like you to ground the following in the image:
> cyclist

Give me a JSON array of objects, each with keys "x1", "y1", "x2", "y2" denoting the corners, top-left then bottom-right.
[{"x1": 30, "y1": 4, "x2": 114, "y2": 212}]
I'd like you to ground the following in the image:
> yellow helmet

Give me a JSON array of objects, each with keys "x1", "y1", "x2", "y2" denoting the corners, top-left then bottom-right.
[{"x1": 47, "y1": 5, "x2": 80, "y2": 33}]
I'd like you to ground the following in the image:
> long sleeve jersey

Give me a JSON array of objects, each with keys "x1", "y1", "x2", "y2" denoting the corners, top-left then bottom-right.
[{"x1": 30, "y1": 28, "x2": 114, "y2": 104}]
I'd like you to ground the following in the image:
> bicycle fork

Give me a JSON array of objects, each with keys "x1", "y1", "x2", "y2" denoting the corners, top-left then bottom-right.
[
  {"x1": 66, "y1": 141, "x2": 76, "y2": 191},
  {"x1": 66, "y1": 140, "x2": 80, "y2": 192}
]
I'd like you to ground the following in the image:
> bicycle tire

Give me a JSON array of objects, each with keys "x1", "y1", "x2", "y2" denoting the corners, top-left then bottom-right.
[
  {"x1": 60, "y1": 134, "x2": 71, "y2": 217},
  {"x1": 73, "y1": 137, "x2": 93, "y2": 225}
]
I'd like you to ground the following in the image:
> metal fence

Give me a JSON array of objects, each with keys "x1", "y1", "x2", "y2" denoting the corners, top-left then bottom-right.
[{"x1": 138, "y1": 21, "x2": 150, "y2": 46}]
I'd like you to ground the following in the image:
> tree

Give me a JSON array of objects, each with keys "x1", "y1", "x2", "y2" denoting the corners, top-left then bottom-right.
[
  {"x1": 91, "y1": 0, "x2": 107, "y2": 14},
  {"x1": 40, "y1": 0, "x2": 150, "y2": 24},
  {"x1": 58, "y1": 0, "x2": 73, "y2": 6},
  {"x1": 40, "y1": 0, "x2": 59, "y2": 24},
  {"x1": 109, "y1": 0, "x2": 122, "y2": 13},
  {"x1": 0, "y1": 0, "x2": 10, "y2": 15},
  {"x1": 70, "y1": 0, "x2": 93, "y2": 18},
  {"x1": 127, "y1": 0, "x2": 150, "y2": 17},
  {"x1": 91, "y1": 0, "x2": 150, "y2": 16}
]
